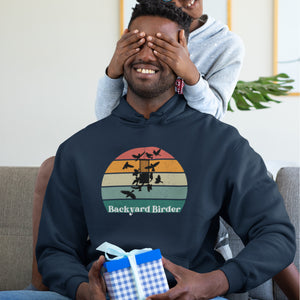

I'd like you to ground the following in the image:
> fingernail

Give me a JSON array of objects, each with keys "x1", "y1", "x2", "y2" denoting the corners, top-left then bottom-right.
[
  {"x1": 139, "y1": 32, "x2": 145, "y2": 37},
  {"x1": 148, "y1": 42, "x2": 153, "y2": 47},
  {"x1": 156, "y1": 33, "x2": 161, "y2": 37},
  {"x1": 133, "y1": 29, "x2": 139, "y2": 33},
  {"x1": 147, "y1": 36, "x2": 152, "y2": 41}
]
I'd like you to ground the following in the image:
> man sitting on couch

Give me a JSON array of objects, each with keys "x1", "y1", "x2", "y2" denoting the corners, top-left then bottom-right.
[
  {"x1": 36, "y1": 1, "x2": 295, "y2": 299},
  {"x1": 0, "y1": 1, "x2": 296, "y2": 299}
]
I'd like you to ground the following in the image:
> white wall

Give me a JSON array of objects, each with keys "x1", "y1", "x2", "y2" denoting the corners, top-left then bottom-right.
[
  {"x1": 224, "y1": 0, "x2": 300, "y2": 169},
  {"x1": 0, "y1": 0, "x2": 299, "y2": 167},
  {"x1": 0, "y1": 0, "x2": 119, "y2": 166}
]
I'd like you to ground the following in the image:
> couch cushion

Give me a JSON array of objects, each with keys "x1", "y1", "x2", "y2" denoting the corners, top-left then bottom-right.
[
  {"x1": 0, "y1": 167, "x2": 38, "y2": 290},
  {"x1": 276, "y1": 167, "x2": 300, "y2": 271},
  {"x1": 273, "y1": 167, "x2": 300, "y2": 300}
]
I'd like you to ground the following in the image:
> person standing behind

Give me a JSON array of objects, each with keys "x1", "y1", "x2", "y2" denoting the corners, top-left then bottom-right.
[{"x1": 95, "y1": 0, "x2": 244, "y2": 120}]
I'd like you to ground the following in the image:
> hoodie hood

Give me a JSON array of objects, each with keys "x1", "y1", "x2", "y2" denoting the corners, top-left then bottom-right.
[
  {"x1": 188, "y1": 15, "x2": 226, "y2": 44},
  {"x1": 111, "y1": 94, "x2": 190, "y2": 126}
]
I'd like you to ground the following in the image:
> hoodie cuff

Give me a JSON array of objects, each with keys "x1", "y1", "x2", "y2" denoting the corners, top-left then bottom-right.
[
  {"x1": 66, "y1": 275, "x2": 89, "y2": 300},
  {"x1": 183, "y1": 76, "x2": 209, "y2": 101},
  {"x1": 219, "y1": 260, "x2": 247, "y2": 294}
]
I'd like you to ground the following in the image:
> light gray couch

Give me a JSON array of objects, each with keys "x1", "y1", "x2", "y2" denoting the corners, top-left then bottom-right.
[{"x1": 0, "y1": 166, "x2": 299, "y2": 299}]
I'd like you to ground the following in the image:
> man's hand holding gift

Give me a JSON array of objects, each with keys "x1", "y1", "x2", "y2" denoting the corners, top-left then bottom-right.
[
  {"x1": 76, "y1": 256, "x2": 107, "y2": 300},
  {"x1": 147, "y1": 258, "x2": 229, "y2": 300},
  {"x1": 78, "y1": 254, "x2": 229, "y2": 300}
]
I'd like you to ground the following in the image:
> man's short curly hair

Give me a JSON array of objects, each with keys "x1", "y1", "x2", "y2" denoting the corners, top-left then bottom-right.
[{"x1": 128, "y1": 0, "x2": 192, "y2": 39}]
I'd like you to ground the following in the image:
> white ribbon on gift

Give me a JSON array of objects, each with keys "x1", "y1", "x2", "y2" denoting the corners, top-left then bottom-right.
[{"x1": 97, "y1": 242, "x2": 152, "y2": 300}]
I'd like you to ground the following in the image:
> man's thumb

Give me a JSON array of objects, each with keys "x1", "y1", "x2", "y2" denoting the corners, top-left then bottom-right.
[
  {"x1": 90, "y1": 255, "x2": 105, "y2": 278},
  {"x1": 162, "y1": 257, "x2": 183, "y2": 280}
]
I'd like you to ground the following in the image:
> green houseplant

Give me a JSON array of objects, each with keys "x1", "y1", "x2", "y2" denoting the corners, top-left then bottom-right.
[{"x1": 229, "y1": 73, "x2": 294, "y2": 111}]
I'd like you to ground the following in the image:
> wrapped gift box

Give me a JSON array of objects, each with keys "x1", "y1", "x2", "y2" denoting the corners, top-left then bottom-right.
[{"x1": 103, "y1": 249, "x2": 169, "y2": 300}]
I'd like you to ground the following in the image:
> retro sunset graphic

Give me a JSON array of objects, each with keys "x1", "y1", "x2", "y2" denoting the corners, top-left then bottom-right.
[{"x1": 101, "y1": 147, "x2": 188, "y2": 215}]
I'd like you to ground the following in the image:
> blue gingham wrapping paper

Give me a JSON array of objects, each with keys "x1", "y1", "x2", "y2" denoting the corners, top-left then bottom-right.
[{"x1": 104, "y1": 257, "x2": 169, "y2": 300}]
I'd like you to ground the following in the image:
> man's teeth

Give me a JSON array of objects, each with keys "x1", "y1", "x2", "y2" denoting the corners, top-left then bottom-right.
[
  {"x1": 187, "y1": 0, "x2": 195, "y2": 7},
  {"x1": 136, "y1": 68, "x2": 156, "y2": 74}
]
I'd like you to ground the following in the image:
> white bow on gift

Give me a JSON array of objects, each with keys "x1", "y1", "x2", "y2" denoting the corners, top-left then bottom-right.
[{"x1": 97, "y1": 242, "x2": 152, "y2": 300}]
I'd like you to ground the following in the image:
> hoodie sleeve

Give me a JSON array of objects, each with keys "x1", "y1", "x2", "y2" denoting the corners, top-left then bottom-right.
[
  {"x1": 95, "y1": 72, "x2": 128, "y2": 120},
  {"x1": 36, "y1": 145, "x2": 89, "y2": 300},
  {"x1": 184, "y1": 32, "x2": 245, "y2": 120},
  {"x1": 219, "y1": 138, "x2": 296, "y2": 293}
]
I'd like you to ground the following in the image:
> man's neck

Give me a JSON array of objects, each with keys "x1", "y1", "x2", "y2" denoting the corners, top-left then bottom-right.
[{"x1": 126, "y1": 89, "x2": 175, "y2": 119}]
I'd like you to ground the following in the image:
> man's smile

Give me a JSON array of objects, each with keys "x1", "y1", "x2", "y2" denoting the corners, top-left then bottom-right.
[
  {"x1": 132, "y1": 63, "x2": 160, "y2": 77},
  {"x1": 136, "y1": 68, "x2": 156, "y2": 74}
]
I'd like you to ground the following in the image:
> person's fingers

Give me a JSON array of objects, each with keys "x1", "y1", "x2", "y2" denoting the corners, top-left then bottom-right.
[
  {"x1": 153, "y1": 50, "x2": 174, "y2": 68},
  {"x1": 125, "y1": 48, "x2": 141, "y2": 57},
  {"x1": 156, "y1": 32, "x2": 179, "y2": 47},
  {"x1": 147, "y1": 36, "x2": 177, "y2": 53},
  {"x1": 121, "y1": 43, "x2": 143, "y2": 64},
  {"x1": 120, "y1": 29, "x2": 136, "y2": 41},
  {"x1": 119, "y1": 30, "x2": 145, "y2": 48},
  {"x1": 121, "y1": 37, "x2": 145, "y2": 52},
  {"x1": 122, "y1": 28, "x2": 129, "y2": 35},
  {"x1": 115, "y1": 31, "x2": 145, "y2": 63},
  {"x1": 150, "y1": 43, "x2": 174, "y2": 56},
  {"x1": 119, "y1": 39, "x2": 144, "y2": 56}
]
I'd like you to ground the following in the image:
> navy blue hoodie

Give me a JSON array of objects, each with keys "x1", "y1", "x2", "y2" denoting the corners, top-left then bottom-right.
[{"x1": 36, "y1": 94, "x2": 295, "y2": 299}]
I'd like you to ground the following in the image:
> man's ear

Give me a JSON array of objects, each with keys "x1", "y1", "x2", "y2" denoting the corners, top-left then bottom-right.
[{"x1": 178, "y1": 29, "x2": 187, "y2": 47}]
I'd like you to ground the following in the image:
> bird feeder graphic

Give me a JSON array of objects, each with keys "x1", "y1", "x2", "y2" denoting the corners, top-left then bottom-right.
[
  {"x1": 131, "y1": 159, "x2": 159, "y2": 192},
  {"x1": 139, "y1": 159, "x2": 151, "y2": 184}
]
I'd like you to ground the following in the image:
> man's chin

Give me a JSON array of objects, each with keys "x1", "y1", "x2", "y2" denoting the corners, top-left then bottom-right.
[
  {"x1": 125, "y1": 72, "x2": 176, "y2": 99},
  {"x1": 129, "y1": 87, "x2": 164, "y2": 99}
]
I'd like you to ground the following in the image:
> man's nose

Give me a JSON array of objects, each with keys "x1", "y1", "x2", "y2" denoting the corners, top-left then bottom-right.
[{"x1": 137, "y1": 44, "x2": 157, "y2": 62}]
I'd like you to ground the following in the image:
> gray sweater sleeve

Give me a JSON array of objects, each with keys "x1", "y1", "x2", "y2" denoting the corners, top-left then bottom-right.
[
  {"x1": 95, "y1": 74, "x2": 127, "y2": 120},
  {"x1": 183, "y1": 46, "x2": 244, "y2": 120}
]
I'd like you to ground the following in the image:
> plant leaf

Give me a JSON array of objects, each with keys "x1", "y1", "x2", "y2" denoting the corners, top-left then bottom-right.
[{"x1": 230, "y1": 73, "x2": 294, "y2": 112}]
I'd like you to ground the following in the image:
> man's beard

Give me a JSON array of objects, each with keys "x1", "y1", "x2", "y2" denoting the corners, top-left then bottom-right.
[
  {"x1": 124, "y1": 62, "x2": 176, "y2": 99},
  {"x1": 126, "y1": 76, "x2": 175, "y2": 99}
]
